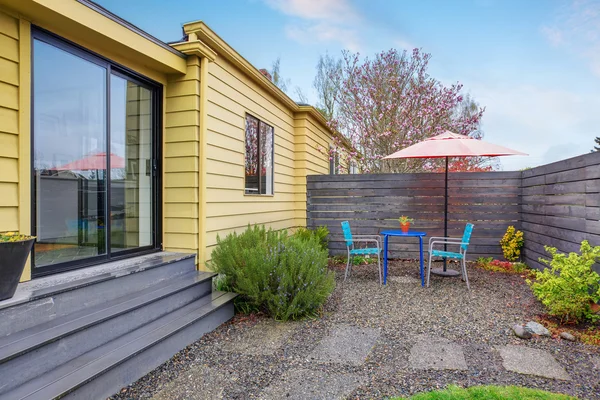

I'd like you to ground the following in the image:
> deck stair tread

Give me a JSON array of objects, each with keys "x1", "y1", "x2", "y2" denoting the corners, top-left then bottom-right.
[
  {"x1": 1, "y1": 291, "x2": 236, "y2": 400},
  {"x1": 0, "y1": 270, "x2": 216, "y2": 363}
]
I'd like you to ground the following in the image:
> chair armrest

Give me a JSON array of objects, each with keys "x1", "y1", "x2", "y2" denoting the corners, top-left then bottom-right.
[
  {"x1": 348, "y1": 238, "x2": 381, "y2": 248},
  {"x1": 428, "y1": 236, "x2": 462, "y2": 245},
  {"x1": 429, "y1": 240, "x2": 468, "y2": 252},
  {"x1": 352, "y1": 235, "x2": 382, "y2": 245}
]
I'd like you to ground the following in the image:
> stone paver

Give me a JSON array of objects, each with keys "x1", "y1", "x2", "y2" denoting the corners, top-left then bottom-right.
[
  {"x1": 592, "y1": 356, "x2": 600, "y2": 370},
  {"x1": 496, "y1": 345, "x2": 571, "y2": 381},
  {"x1": 259, "y1": 368, "x2": 365, "y2": 400},
  {"x1": 309, "y1": 325, "x2": 380, "y2": 366},
  {"x1": 151, "y1": 365, "x2": 238, "y2": 400},
  {"x1": 222, "y1": 320, "x2": 297, "y2": 356},
  {"x1": 409, "y1": 337, "x2": 468, "y2": 370},
  {"x1": 388, "y1": 276, "x2": 421, "y2": 284}
]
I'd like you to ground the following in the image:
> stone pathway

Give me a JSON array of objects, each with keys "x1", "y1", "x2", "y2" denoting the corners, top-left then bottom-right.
[
  {"x1": 497, "y1": 345, "x2": 571, "y2": 381},
  {"x1": 152, "y1": 321, "x2": 576, "y2": 399},
  {"x1": 258, "y1": 369, "x2": 365, "y2": 400},
  {"x1": 309, "y1": 325, "x2": 380, "y2": 366},
  {"x1": 409, "y1": 336, "x2": 468, "y2": 371},
  {"x1": 119, "y1": 265, "x2": 600, "y2": 400}
]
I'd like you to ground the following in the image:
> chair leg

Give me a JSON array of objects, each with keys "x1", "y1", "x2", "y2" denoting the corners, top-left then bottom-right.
[
  {"x1": 463, "y1": 257, "x2": 470, "y2": 290},
  {"x1": 426, "y1": 254, "x2": 432, "y2": 288},
  {"x1": 344, "y1": 250, "x2": 351, "y2": 281},
  {"x1": 377, "y1": 252, "x2": 382, "y2": 285}
]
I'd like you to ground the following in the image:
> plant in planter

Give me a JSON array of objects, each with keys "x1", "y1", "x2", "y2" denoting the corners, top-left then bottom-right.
[
  {"x1": 398, "y1": 216, "x2": 414, "y2": 233},
  {"x1": 0, "y1": 232, "x2": 35, "y2": 301}
]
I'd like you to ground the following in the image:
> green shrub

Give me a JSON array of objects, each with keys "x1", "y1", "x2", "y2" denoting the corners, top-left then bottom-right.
[
  {"x1": 293, "y1": 226, "x2": 329, "y2": 252},
  {"x1": 208, "y1": 225, "x2": 335, "y2": 321},
  {"x1": 528, "y1": 240, "x2": 600, "y2": 323}
]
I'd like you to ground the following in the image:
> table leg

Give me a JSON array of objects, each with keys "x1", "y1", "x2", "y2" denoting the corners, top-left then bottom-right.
[
  {"x1": 419, "y1": 236, "x2": 424, "y2": 287},
  {"x1": 383, "y1": 235, "x2": 388, "y2": 285}
]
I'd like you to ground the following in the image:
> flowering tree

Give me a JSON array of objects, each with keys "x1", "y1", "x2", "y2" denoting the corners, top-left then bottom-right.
[{"x1": 327, "y1": 48, "x2": 487, "y2": 173}]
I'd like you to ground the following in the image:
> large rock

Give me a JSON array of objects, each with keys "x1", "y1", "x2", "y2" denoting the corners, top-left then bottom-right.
[
  {"x1": 525, "y1": 321, "x2": 550, "y2": 336},
  {"x1": 512, "y1": 324, "x2": 532, "y2": 339}
]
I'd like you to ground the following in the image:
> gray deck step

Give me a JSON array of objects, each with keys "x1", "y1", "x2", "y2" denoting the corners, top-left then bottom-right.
[
  {"x1": 1, "y1": 291, "x2": 237, "y2": 400},
  {"x1": 0, "y1": 253, "x2": 196, "y2": 337},
  {"x1": 0, "y1": 270, "x2": 216, "y2": 394}
]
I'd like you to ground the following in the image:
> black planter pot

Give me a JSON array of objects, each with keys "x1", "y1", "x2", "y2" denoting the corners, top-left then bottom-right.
[{"x1": 0, "y1": 238, "x2": 34, "y2": 301}]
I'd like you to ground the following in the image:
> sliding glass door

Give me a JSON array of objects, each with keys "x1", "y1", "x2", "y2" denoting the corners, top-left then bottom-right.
[{"x1": 32, "y1": 29, "x2": 160, "y2": 276}]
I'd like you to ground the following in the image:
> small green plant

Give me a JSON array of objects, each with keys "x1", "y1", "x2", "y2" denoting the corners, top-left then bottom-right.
[
  {"x1": 528, "y1": 240, "x2": 600, "y2": 323},
  {"x1": 398, "y1": 215, "x2": 414, "y2": 224},
  {"x1": 208, "y1": 225, "x2": 335, "y2": 321},
  {"x1": 293, "y1": 226, "x2": 329, "y2": 252},
  {"x1": 0, "y1": 232, "x2": 34, "y2": 242},
  {"x1": 500, "y1": 226, "x2": 524, "y2": 261},
  {"x1": 351, "y1": 255, "x2": 370, "y2": 265}
]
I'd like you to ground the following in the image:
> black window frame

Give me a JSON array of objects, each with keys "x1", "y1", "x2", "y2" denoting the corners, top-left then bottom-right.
[
  {"x1": 244, "y1": 114, "x2": 274, "y2": 195},
  {"x1": 30, "y1": 26, "x2": 163, "y2": 278}
]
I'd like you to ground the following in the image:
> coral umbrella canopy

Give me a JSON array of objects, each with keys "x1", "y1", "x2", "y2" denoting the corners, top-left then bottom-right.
[
  {"x1": 383, "y1": 131, "x2": 527, "y2": 276},
  {"x1": 383, "y1": 131, "x2": 527, "y2": 159},
  {"x1": 52, "y1": 152, "x2": 126, "y2": 171}
]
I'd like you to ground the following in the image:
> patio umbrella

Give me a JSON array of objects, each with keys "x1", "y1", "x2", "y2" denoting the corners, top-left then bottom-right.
[
  {"x1": 383, "y1": 131, "x2": 527, "y2": 275},
  {"x1": 52, "y1": 152, "x2": 125, "y2": 171}
]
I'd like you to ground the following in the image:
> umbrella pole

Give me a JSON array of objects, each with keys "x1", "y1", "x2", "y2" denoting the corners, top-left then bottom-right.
[{"x1": 444, "y1": 156, "x2": 448, "y2": 271}]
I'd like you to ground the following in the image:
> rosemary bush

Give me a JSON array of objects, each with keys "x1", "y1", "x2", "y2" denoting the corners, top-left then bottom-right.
[{"x1": 209, "y1": 225, "x2": 334, "y2": 320}]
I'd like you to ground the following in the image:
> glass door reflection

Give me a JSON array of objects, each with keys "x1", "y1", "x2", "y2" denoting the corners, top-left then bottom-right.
[
  {"x1": 33, "y1": 38, "x2": 107, "y2": 268},
  {"x1": 109, "y1": 74, "x2": 153, "y2": 253}
]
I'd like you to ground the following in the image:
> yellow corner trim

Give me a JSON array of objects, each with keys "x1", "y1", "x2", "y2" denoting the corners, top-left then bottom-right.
[{"x1": 170, "y1": 40, "x2": 217, "y2": 63}]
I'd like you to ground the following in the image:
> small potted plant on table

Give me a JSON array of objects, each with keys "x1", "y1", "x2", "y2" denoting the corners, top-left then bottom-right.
[
  {"x1": 398, "y1": 216, "x2": 414, "y2": 233},
  {"x1": 0, "y1": 232, "x2": 35, "y2": 301}
]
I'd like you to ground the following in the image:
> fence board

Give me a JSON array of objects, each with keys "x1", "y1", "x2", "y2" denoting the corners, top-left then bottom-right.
[
  {"x1": 521, "y1": 152, "x2": 599, "y2": 270},
  {"x1": 308, "y1": 152, "x2": 598, "y2": 271}
]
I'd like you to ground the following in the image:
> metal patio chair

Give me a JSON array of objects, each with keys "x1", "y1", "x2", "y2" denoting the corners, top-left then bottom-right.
[
  {"x1": 341, "y1": 221, "x2": 382, "y2": 285},
  {"x1": 427, "y1": 223, "x2": 474, "y2": 290}
]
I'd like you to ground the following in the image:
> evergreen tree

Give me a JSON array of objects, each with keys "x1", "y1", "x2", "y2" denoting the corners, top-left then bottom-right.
[{"x1": 593, "y1": 137, "x2": 600, "y2": 152}]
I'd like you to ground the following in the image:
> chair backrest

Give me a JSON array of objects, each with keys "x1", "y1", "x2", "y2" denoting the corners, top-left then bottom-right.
[
  {"x1": 461, "y1": 223, "x2": 474, "y2": 251},
  {"x1": 341, "y1": 221, "x2": 353, "y2": 247}
]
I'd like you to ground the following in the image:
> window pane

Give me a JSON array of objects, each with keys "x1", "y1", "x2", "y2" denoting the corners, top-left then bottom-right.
[
  {"x1": 110, "y1": 75, "x2": 153, "y2": 252},
  {"x1": 33, "y1": 39, "x2": 107, "y2": 267},
  {"x1": 259, "y1": 122, "x2": 274, "y2": 195},
  {"x1": 245, "y1": 115, "x2": 259, "y2": 194}
]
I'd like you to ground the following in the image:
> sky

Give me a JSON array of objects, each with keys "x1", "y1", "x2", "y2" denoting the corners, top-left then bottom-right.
[{"x1": 96, "y1": 0, "x2": 600, "y2": 170}]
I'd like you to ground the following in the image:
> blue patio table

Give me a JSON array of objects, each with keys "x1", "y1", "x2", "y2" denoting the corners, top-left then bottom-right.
[{"x1": 380, "y1": 230, "x2": 427, "y2": 286}]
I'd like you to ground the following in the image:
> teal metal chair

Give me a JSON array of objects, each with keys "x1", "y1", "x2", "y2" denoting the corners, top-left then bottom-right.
[
  {"x1": 341, "y1": 221, "x2": 382, "y2": 285},
  {"x1": 427, "y1": 223, "x2": 474, "y2": 289}
]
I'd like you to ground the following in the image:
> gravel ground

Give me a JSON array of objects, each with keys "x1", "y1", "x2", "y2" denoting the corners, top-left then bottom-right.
[{"x1": 109, "y1": 260, "x2": 600, "y2": 400}]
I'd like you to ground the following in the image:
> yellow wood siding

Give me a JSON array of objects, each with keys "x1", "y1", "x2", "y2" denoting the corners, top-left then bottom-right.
[
  {"x1": 202, "y1": 56, "x2": 336, "y2": 261},
  {"x1": 0, "y1": 10, "x2": 19, "y2": 235},
  {"x1": 163, "y1": 56, "x2": 201, "y2": 258},
  {"x1": 203, "y1": 57, "x2": 296, "y2": 260}
]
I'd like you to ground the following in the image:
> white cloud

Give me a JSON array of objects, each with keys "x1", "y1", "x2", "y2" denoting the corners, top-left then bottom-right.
[
  {"x1": 263, "y1": 0, "x2": 358, "y2": 23},
  {"x1": 540, "y1": 25, "x2": 564, "y2": 46},
  {"x1": 468, "y1": 82, "x2": 598, "y2": 170},
  {"x1": 394, "y1": 38, "x2": 416, "y2": 51},
  {"x1": 542, "y1": 0, "x2": 600, "y2": 77},
  {"x1": 285, "y1": 22, "x2": 360, "y2": 51},
  {"x1": 262, "y1": 0, "x2": 363, "y2": 50}
]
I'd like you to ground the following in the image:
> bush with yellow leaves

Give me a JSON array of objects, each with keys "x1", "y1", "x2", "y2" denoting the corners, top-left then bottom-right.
[{"x1": 500, "y1": 226, "x2": 524, "y2": 262}]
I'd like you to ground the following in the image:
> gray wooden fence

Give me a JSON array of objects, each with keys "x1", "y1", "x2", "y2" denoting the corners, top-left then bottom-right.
[
  {"x1": 307, "y1": 171, "x2": 522, "y2": 260},
  {"x1": 521, "y1": 152, "x2": 600, "y2": 271},
  {"x1": 307, "y1": 151, "x2": 599, "y2": 267}
]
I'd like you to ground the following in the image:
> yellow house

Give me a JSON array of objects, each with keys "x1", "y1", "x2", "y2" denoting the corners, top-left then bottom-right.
[{"x1": 0, "y1": 0, "x2": 342, "y2": 282}]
